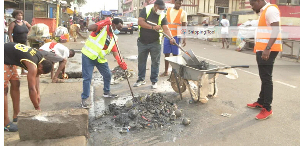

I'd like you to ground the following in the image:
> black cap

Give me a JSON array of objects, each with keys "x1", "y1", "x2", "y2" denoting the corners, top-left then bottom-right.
[{"x1": 154, "y1": 0, "x2": 166, "y2": 9}]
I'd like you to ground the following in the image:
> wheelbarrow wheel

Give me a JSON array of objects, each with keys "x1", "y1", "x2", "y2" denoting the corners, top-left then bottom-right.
[
  {"x1": 171, "y1": 81, "x2": 186, "y2": 93},
  {"x1": 170, "y1": 72, "x2": 186, "y2": 93}
]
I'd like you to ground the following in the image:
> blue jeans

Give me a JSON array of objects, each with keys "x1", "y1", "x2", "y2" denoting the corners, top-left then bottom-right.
[
  {"x1": 81, "y1": 54, "x2": 112, "y2": 99},
  {"x1": 137, "y1": 39, "x2": 161, "y2": 83}
]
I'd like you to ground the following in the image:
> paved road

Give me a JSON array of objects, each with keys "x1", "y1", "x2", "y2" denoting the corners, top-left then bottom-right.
[
  {"x1": 5, "y1": 30, "x2": 299, "y2": 145},
  {"x1": 89, "y1": 31, "x2": 300, "y2": 145}
]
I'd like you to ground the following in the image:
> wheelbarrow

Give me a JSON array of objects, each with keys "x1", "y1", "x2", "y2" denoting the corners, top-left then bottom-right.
[{"x1": 166, "y1": 56, "x2": 249, "y2": 103}]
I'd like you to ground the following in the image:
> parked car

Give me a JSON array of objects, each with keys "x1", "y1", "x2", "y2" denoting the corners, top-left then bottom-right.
[
  {"x1": 116, "y1": 17, "x2": 134, "y2": 34},
  {"x1": 127, "y1": 17, "x2": 138, "y2": 31}
]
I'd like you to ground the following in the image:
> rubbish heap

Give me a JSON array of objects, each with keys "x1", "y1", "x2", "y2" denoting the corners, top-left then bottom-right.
[
  {"x1": 111, "y1": 66, "x2": 133, "y2": 84},
  {"x1": 105, "y1": 93, "x2": 190, "y2": 133}
]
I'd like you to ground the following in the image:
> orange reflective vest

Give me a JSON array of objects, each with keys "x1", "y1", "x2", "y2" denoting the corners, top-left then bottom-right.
[
  {"x1": 254, "y1": 4, "x2": 282, "y2": 52},
  {"x1": 166, "y1": 8, "x2": 183, "y2": 36}
]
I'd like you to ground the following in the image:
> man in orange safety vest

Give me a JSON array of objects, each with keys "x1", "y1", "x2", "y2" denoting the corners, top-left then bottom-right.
[
  {"x1": 247, "y1": 0, "x2": 282, "y2": 120},
  {"x1": 160, "y1": 0, "x2": 187, "y2": 77}
]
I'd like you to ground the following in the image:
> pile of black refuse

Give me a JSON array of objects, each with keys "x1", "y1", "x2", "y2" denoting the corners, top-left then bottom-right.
[{"x1": 106, "y1": 93, "x2": 190, "y2": 132}]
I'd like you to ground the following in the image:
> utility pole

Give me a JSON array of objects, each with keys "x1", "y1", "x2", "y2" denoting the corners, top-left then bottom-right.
[
  {"x1": 23, "y1": 0, "x2": 25, "y2": 19},
  {"x1": 56, "y1": 0, "x2": 60, "y2": 27}
]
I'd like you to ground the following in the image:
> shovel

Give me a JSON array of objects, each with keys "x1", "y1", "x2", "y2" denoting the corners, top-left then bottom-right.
[
  {"x1": 110, "y1": 26, "x2": 135, "y2": 99},
  {"x1": 146, "y1": 21, "x2": 200, "y2": 66}
]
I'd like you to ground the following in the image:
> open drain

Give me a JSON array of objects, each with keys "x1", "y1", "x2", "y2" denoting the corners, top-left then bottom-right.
[{"x1": 59, "y1": 72, "x2": 82, "y2": 79}]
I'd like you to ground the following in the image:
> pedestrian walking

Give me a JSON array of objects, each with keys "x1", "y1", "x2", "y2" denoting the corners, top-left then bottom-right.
[
  {"x1": 8, "y1": 10, "x2": 32, "y2": 75},
  {"x1": 69, "y1": 23, "x2": 86, "y2": 42},
  {"x1": 4, "y1": 43, "x2": 53, "y2": 132},
  {"x1": 134, "y1": 0, "x2": 175, "y2": 89},
  {"x1": 80, "y1": 17, "x2": 127, "y2": 108},
  {"x1": 160, "y1": 0, "x2": 187, "y2": 77},
  {"x1": 247, "y1": 0, "x2": 282, "y2": 120},
  {"x1": 220, "y1": 14, "x2": 230, "y2": 49}
]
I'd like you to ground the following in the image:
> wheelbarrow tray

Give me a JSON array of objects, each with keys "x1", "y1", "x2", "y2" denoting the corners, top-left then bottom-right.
[{"x1": 165, "y1": 56, "x2": 219, "y2": 81}]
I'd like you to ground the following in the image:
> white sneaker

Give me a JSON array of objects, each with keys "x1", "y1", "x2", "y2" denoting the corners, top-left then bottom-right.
[
  {"x1": 151, "y1": 82, "x2": 157, "y2": 89},
  {"x1": 133, "y1": 80, "x2": 146, "y2": 87}
]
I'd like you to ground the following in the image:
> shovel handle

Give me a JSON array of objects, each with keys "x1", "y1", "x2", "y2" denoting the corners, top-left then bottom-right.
[
  {"x1": 147, "y1": 21, "x2": 188, "y2": 54},
  {"x1": 230, "y1": 65, "x2": 249, "y2": 68},
  {"x1": 206, "y1": 71, "x2": 228, "y2": 75}
]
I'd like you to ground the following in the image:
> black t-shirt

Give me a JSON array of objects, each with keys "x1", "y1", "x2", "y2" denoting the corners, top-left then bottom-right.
[
  {"x1": 139, "y1": 7, "x2": 168, "y2": 44},
  {"x1": 4, "y1": 42, "x2": 44, "y2": 70},
  {"x1": 13, "y1": 21, "x2": 29, "y2": 44}
]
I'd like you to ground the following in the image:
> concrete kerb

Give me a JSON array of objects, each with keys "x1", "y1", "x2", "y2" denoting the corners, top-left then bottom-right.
[{"x1": 18, "y1": 109, "x2": 89, "y2": 141}]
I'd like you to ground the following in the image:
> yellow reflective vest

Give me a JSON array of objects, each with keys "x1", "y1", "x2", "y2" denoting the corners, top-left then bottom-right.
[
  {"x1": 81, "y1": 25, "x2": 117, "y2": 63},
  {"x1": 138, "y1": 5, "x2": 165, "y2": 44}
]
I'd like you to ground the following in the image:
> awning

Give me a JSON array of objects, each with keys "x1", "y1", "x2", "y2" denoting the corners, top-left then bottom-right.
[
  {"x1": 101, "y1": 11, "x2": 112, "y2": 16},
  {"x1": 197, "y1": 12, "x2": 220, "y2": 17},
  {"x1": 66, "y1": 8, "x2": 74, "y2": 14},
  {"x1": 4, "y1": 0, "x2": 17, "y2": 4}
]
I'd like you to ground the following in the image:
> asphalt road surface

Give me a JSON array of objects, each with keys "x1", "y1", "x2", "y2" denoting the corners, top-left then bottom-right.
[{"x1": 88, "y1": 31, "x2": 300, "y2": 146}]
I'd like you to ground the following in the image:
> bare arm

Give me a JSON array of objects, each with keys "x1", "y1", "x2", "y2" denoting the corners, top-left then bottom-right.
[
  {"x1": 267, "y1": 22, "x2": 280, "y2": 48},
  {"x1": 76, "y1": 27, "x2": 86, "y2": 39},
  {"x1": 23, "y1": 61, "x2": 40, "y2": 110},
  {"x1": 162, "y1": 25, "x2": 173, "y2": 39},
  {"x1": 24, "y1": 21, "x2": 32, "y2": 31},
  {"x1": 182, "y1": 22, "x2": 187, "y2": 47},
  {"x1": 8, "y1": 22, "x2": 15, "y2": 42},
  {"x1": 35, "y1": 76, "x2": 40, "y2": 104},
  {"x1": 138, "y1": 17, "x2": 153, "y2": 29}
]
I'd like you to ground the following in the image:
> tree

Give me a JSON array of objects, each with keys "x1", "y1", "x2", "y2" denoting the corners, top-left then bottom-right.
[{"x1": 65, "y1": 0, "x2": 87, "y2": 6}]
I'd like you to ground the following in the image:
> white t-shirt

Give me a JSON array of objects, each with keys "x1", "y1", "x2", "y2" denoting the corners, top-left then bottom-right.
[
  {"x1": 168, "y1": 8, "x2": 187, "y2": 23},
  {"x1": 39, "y1": 42, "x2": 69, "y2": 59},
  {"x1": 220, "y1": 19, "x2": 230, "y2": 34},
  {"x1": 259, "y1": 3, "x2": 280, "y2": 26}
]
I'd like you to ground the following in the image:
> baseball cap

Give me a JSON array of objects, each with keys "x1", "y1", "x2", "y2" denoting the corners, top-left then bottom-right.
[{"x1": 154, "y1": 0, "x2": 166, "y2": 9}]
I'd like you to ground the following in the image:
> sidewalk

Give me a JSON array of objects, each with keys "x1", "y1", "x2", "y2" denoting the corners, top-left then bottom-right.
[{"x1": 4, "y1": 38, "x2": 87, "y2": 145}]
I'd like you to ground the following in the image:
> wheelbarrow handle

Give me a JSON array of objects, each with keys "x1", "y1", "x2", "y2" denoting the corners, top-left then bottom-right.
[
  {"x1": 206, "y1": 71, "x2": 228, "y2": 75},
  {"x1": 230, "y1": 65, "x2": 250, "y2": 68}
]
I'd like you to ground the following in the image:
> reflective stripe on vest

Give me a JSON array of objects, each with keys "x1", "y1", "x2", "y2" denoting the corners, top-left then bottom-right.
[
  {"x1": 254, "y1": 4, "x2": 282, "y2": 52},
  {"x1": 256, "y1": 39, "x2": 282, "y2": 44},
  {"x1": 166, "y1": 8, "x2": 182, "y2": 36},
  {"x1": 83, "y1": 44, "x2": 102, "y2": 59},
  {"x1": 81, "y1": 25, "x2": 117, "y2": 63},
  {"x1": 138, "y1": 5, "x2": 165, "y2": 44}
]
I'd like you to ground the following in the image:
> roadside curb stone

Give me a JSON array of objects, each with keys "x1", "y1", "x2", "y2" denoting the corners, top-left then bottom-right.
[{"x1": 18, "y1": 109, "x2": 88, "y2": 141}]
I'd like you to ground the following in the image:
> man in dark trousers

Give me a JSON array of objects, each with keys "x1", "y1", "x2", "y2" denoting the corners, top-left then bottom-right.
[
  {"x1": 134, "y1": 0, "x2": 175, "y2": 89},
  {"x1": 4, "y1": 43, "x2": 53, "y2": 132},
  {"x1": 247, "y1": 0, "x2": 282, "y2": 120}
]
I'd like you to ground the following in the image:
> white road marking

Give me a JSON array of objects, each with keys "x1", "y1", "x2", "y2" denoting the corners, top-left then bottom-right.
[
  {"x1": 236, "y1": 68, "x2": 259, "y2": 77},
  {"x1": 275, "y1": 81, "x2": 297, "y2": 89},
  {"x1": 197, "y1": 56, "x2": 297, "y2": 88},
  {"x1": 89, "y1": 86, "x2": 95, "y2": 119}
]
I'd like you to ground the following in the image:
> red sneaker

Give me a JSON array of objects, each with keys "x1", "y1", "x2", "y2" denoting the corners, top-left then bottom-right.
[
  {"x1": 247, "y1": 102, "x2": 263, "y2": 108},
  {"x1": 256, "y1": 108, "x2": 273, "y2": 120}
]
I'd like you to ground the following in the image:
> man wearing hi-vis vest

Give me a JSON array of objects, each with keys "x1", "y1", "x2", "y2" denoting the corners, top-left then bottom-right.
[
  {"x1": 80, "y1": 17, "x2": 127, "y2": 108},
  {"x1": 247, "y1": 0, "x2": 282, "y2": 120},
  {"x1": 160, "y1": 0, "x2": 187, "y2": 77},
  {"x1": 134, "y1": 0, "x2": 175, "y2": 89}
]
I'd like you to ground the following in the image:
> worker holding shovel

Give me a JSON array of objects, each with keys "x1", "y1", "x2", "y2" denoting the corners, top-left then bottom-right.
[
  {"x1": 134, "y1": 0, "x2": 175, "y2": 89},
  {"x1": 80, "y1": 17, "x2": 127, "y2": 108}
]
